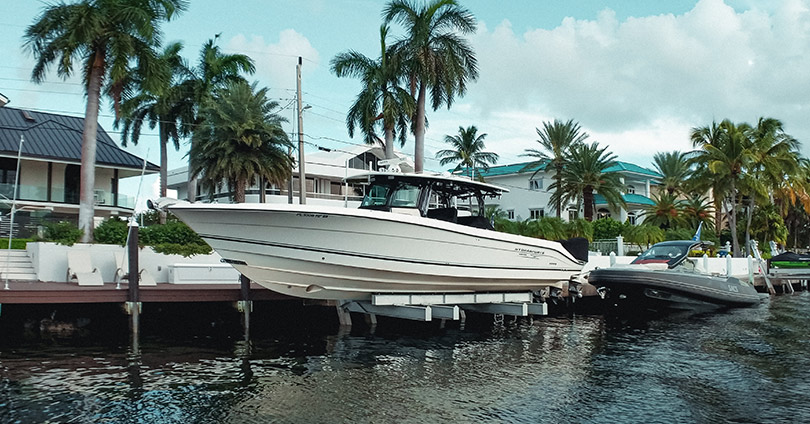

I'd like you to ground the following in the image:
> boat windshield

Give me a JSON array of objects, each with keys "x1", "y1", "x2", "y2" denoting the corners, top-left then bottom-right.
[
  {"x1": 632, "y1": 243, "x2": 690, "y2": 268},
  {"x1": 360, "y1": 181, "x2": 424, "y2": 210}
]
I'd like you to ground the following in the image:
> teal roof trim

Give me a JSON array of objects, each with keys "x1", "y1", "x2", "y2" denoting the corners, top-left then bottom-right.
[
  {"x1": 452, "y1": 160, "x2": 548, "y2": 178},
  {"x1": 604, "y1": 161, "x2": 662, "y2": 178},
  {"x1": 594, "y1": 193, "x2": 655, "y2": 206}
]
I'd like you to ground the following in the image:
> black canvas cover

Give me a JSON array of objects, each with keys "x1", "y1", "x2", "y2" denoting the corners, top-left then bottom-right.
[{"x1": 770, "y1": 251, "x2": 810, "y2": 262}]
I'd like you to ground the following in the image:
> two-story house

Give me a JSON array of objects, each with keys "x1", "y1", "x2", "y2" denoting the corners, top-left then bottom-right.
[
  {"x1": 0, "y1": 107, "x2": 158, "y2": 236},
  {"x1": 468, "y1": 159, "x2": 661, "y2": 223}
]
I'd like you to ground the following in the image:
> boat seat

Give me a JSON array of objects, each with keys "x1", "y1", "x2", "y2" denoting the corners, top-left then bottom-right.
[{"x1": 426, "y1": 207, "x2": 457, "y2": 223}]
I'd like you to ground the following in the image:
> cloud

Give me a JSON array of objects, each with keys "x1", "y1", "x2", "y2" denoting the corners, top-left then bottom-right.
[
  {"x1": 465, "y1": 0, "x2": 810, "y2": 160},
  {"x1": 226, "y1": 30, "x2": 320, "y2": 93}
]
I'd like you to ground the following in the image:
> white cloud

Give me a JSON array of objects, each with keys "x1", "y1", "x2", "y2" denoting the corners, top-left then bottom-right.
[
  {"x1": 459, "y1": 0, "x2": 810, "y2": 164},
  {"x1": 226, "y1": 30, "x2": 320, "y2": 93}
]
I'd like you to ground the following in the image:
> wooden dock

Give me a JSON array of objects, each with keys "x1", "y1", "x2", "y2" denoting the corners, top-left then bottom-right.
[{"x1": 0, "y1": 280, "x2": 293, "y2": 304}]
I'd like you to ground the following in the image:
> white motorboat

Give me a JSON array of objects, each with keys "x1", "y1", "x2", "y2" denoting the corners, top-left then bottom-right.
[{"x1": 162, "y1": 171, "x2": 588, "y2": 300}]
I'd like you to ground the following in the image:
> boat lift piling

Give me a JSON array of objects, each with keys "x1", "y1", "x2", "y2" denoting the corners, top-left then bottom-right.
[{"x1": 238, "y1": 274, "x2": 252, "y2": 340}]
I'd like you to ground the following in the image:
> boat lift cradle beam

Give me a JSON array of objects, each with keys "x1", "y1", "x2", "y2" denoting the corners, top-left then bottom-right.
[{"x1": 338, "y1": 291, "x2": 547, "y2": 324}]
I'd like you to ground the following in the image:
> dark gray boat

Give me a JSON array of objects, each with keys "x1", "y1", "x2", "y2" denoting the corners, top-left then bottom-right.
[{"x1": 588, "y1": 240, "x2": 761, "y2": 311}]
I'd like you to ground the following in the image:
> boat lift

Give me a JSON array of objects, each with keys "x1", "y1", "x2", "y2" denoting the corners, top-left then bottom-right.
[{"x1": 336, "y1": 291, "x2": 550, "y2": 326}]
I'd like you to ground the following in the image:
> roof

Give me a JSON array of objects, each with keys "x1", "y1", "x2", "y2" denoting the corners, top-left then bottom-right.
[
  {"x1": 457, "y1": 160, "x2": 661, "y2": 180},
  {"x1": 594, "y1": 193, "x2": 655, "y2": 206},
  {"x1": 604, "y1": 161, "x2": 661, "y2": 178},
  {"x1": 453, "y1": 160, "x2": 548, "y2": 178},
  {"x1": 0, "y1": 107, "x2": 158, "y2": 171}
]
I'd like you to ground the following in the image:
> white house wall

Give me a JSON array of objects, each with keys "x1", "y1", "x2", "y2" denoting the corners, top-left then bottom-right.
[{"x1": 487, "y1": 171, "x2": 554, "y2": 221}]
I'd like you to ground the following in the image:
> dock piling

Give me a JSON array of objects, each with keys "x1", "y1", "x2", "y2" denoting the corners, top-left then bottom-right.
[{"x1": 126, "y1": 220, "x2": 141, "y2": 337}]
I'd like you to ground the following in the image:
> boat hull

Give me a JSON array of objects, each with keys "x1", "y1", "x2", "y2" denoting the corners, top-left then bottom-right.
[
  {"x1": 170, "y1": 203, "x2": 583, "y2": 300},
  {"x1": 588, "y1": 267, "x2": 762, "y2": 311}
]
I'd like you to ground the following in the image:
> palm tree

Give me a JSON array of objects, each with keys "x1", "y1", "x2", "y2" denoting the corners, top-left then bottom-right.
[
  {"x1": 554, "y1": 142, "x2": 626, "y2": 221},
  {"x1": 522, "y1": 119, "x2": 589, "y2": 218},
  {"x1": 641, "y1": 192, "x2": 686, "y2": 229},
  {"x1": 24, "y1": 0, "x2": 186, "y2": 242},
  {"x1": 681, "y1": 194, "x2": 715, "y2": 234},
  {"x1": 189, "y1": 81, "x2": 293, "y2": 203},
  {"x1": 383, "y1": 0, "x2": 478, "y2": 173},
  {"x1": 744, "y1": 117, "x2": 802, "y2": 252},
  {"x1": 184, "y1": 36, "x2": 255, "y2": 201},
  {"x1": 653, "y1": 151, "x2": 691, "y2": 195},
  {"x1": 115, "y1": 41, "x2": 194, "y2": 199},
  {"x1": 436, "y1": 125, "x2": 498, "y2": 179},
  {"x1": 332, "y1": 25, "x2": 414, "y2": 159},
  {"x1": 690, "y1": 119, "x2": 752, "y2": 257}
]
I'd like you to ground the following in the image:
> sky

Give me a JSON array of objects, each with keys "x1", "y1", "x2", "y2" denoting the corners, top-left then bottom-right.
[{"x1": 2, "y1": 0, "x2": 810, "y2": 208}]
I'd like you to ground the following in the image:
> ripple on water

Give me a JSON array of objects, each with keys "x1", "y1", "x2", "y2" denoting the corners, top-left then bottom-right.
[{"x1": 3, "y1": 294, "x2": 810, "y2": 423}]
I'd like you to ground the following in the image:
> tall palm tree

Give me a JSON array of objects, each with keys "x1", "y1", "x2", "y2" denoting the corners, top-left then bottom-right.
[
  {"x1": 384, "y1": 0, "x2": 478, "y2": 173},
  {"x1": 436, "y1": 125, "x2": 498, "y2": 180},
  {"x1": 332, "y1": 25, "x2": 414, "y2": 159},
  {"x1": 189, "y1": 81, "x2": 293, "y2": 203},
  {"x1": 522, "y1": 119, "x2": 589, "y2": 218},
  {"x1": 554, "y1": 142, "x2": 626, "y2": 221},
  {"x1": 690, "y1": 119, "x2": 752, "y2": 257},
  {"x1": 184, "y1": 36, "x2": 255, "y2": 201},
  {"x1": 115, "y1": 41, "x2": 194, "y2": 199},
  {"x1": 743, "y1": 117, "x2": 801, "y2": 254},
  {"x1": 24, "y1": 0, "x2": 186, "y2": 242},
  {"x1": 653, "y1": 151, "x2": 691, "y2": 195}
]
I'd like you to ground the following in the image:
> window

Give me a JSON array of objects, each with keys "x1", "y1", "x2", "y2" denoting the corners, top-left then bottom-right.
[
  {"x1": 627, "y1": 211, "x2": 637, "y2": 225},
  {"x1": 597, "y1": 208, "x2": 611, "y2": 219},
  {"x1": 627, "y1": 185, "x2": 636, "y2": 194},
  {"x1": 529, "y1": 178, "x2": 543, "y2": 190},
  {"x1": 507, "y1": 209, "x2": 515, "y2": 220},
  {"x1": 568, "y1": 208, "x2": 579, "y2": 221},
  {"x1": 530, "y1": 208, "x2": 544, "y2": 220}
]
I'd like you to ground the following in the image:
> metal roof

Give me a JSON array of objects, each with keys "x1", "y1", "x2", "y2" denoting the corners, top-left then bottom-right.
[
  {"x1": 459, "y1": 160, "x2": 661, "y2": 179},
  {"x1": 0, "y1": 107, "x2": 158, "y2": 171},
  {"x1": 453, "y1": 160, "x2": 548, "y2": 178}
]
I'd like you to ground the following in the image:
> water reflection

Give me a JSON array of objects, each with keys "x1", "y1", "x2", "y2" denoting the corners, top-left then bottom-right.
[{"x1": 2, "y1": 295, "x2": 810, "y2": 422}]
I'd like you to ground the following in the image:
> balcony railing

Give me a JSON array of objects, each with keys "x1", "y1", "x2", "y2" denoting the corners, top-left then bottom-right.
[{"x1": 0, "y1": 183, "x2": 135, "y2": 209}]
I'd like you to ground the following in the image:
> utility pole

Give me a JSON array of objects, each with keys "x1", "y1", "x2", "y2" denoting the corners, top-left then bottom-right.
[{"x1": 296, "y1": 56, "x2": 306, "y2": 205}]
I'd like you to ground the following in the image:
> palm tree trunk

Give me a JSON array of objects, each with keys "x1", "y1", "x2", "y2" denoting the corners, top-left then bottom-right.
[
  {"x1": 555, "y1": 163, "x2": 562, "y2": 218},
  {"x1": 187, "y1": 139, "x2": 197, "y2": 203},
  {"x1": 384, "y1": 126, "x2": 395, "y2": 159},
  {"x1": 159, "y1": 122, "x2": 168, "y2": 224},
  {"x1": 159, "y1": 123, "x2": 168, "y2": 197},
  {"x1": 235, "y1": 177, "x2": 247, "y2": 203},
  {"x1": 744, "y1": 196, "x2": 754, "y2": 256},
  {"x1": 414, "y1": 83, "x2": 427, "y2": 173},
  {"x1": 78, "y1": 56, "x2": 104, "y2": 243},
  {"x1": 583, "y1": 186, "x2": 594, "y2": 221},
  {"x1": 730, "y1": 180, "x2": 740, "y2": 257}
]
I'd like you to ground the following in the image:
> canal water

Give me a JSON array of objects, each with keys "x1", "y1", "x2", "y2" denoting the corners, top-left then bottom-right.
[{"x1": 2, "y1": 293, "x2": 810, "y2": 423}]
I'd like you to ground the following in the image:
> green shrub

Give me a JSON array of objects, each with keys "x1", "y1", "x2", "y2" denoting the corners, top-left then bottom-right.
[
  {"x1": 42, "y1": 221, "x2": 83, "y2": 246},
  {"x1": 592, "y1": 218, "x2": 625, "y2": 239},
  {"x1": 0, "y1": 238, "x2": 33, "y2": 249},
  {"x1": 140, "y1": 221, "x2": 210, "y2": 257},
  {"x1": 94, "y1": 217, "x2": 129, "y2": 245},
  {"x1": 150, "y1": 242, "x2": 212, "y2": 257}
]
